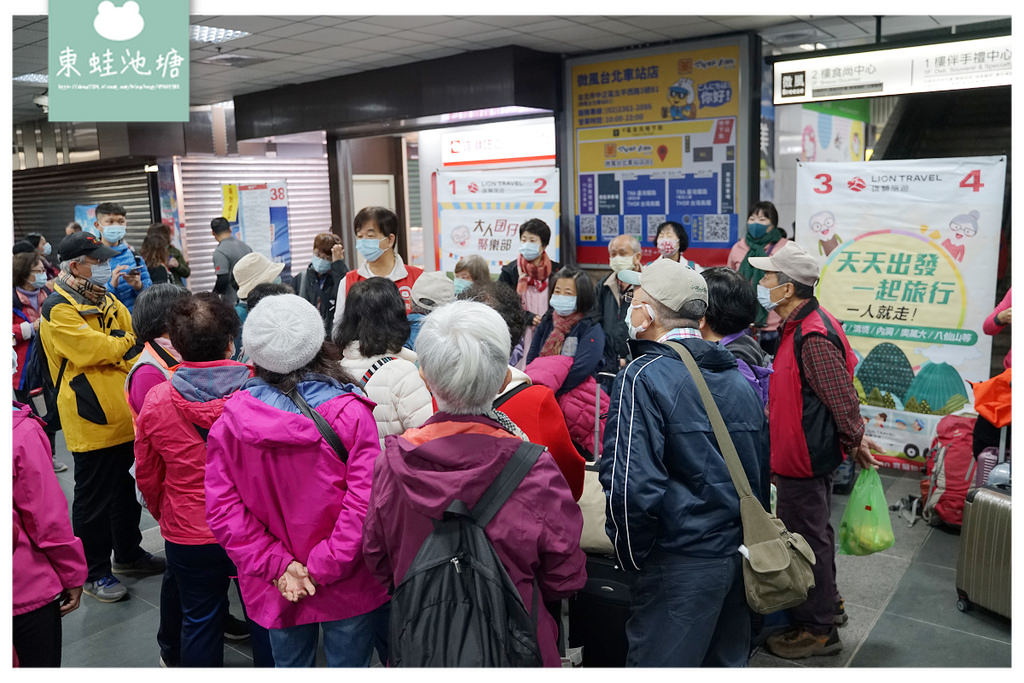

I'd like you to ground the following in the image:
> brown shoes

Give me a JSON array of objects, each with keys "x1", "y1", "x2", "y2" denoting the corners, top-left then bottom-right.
[{"x1": 765, "y1": 627, "x2": 843, "y2": 659}]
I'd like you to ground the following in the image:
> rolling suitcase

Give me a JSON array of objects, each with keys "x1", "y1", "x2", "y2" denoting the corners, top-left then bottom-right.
[
  {"x1": 567, "y1": 554, "x2": 636, "y2": 667},
  {"x1": 955, "y1": 484, "x2": 1011, "y2": 619},
  {"x1": 974, "y1": 426, "x2": 1009, "y2": 487}
]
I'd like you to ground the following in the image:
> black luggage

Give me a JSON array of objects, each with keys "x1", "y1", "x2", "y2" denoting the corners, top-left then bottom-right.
[{"x1": 567, "y1": 554, "x2": 636, "y2": 667}]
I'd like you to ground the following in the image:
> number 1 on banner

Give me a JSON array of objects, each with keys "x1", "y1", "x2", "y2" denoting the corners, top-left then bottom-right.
[
  {"x1": 959, "y1": 170, "x2": 983, "y2": 192},
  {"x1": 448, "y1": 180, "x2": 456, "y2": 195}
]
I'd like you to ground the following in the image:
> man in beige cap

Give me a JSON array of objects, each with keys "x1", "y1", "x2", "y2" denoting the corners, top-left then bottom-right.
[
  {"x1": 748, "y1": 241, "x2": 881, "y2": 659},
  {"x1": 599, "y1": 258, "x2": 769, "y2": 666}
]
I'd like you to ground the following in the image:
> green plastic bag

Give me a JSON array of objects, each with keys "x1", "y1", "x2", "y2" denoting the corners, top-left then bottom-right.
[{"x1": 838, "y1": 468, "x2": 895, "y2": 556}]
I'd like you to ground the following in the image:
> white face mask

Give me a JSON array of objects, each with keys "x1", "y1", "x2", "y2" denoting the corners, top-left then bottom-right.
[
  {"x1": 609, "y1": 255, "x2": 635, "y2": 273},
  {"x1": 625, "y1": 301, "x2": 655, "y2": 340}
]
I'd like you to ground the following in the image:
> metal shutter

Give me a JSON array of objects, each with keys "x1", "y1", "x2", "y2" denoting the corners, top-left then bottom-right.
[
  {"x1": 13, "y1": 159, "x2": 155, "y2": 253},
  {"x1": 174, "y1": 156, "x2": 332, "y2": 295}
]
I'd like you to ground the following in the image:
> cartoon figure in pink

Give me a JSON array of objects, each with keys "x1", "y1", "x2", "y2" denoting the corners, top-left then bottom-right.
[
  {"x1": 801, "y1": 125, "x2": 817, "y2": 161},
  {"x1": 809, "y1": 209, "x2": 842, "y2": 256},
  {"x1": 942, "y1": 210, "x2": 979, "y2": 263}
]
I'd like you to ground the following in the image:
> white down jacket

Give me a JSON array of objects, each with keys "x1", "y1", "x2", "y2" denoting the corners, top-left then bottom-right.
[{"x1": 340, "y1": 342, "x2": 433, "y2": 447}]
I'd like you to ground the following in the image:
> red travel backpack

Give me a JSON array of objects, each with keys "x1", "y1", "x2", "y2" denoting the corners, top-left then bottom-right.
[{"x1": 921, "y1": 414, "x2": 977, "y2": 528}]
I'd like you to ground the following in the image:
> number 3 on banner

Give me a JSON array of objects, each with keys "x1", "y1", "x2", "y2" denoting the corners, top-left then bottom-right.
[
  {"x1": 959, "y1": 170, "x2": 984, "y2": 192},
  {"x1": 813, "y1": 173, "x2": 832, "y2": 194}
]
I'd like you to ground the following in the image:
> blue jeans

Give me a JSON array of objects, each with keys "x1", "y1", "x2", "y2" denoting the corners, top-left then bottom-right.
[
  {"x1": 164, "y1": 541, "x2": 236, "y2": 667},
  {"x1": 625, "y1": 551, "x2": 749, "y2": 667},
  {"x1": 269, "y1": 603, "x2": 389, "y2": 668}
]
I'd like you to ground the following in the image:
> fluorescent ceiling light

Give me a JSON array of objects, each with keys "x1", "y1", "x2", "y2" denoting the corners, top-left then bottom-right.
[
  {"x1": 190, "y1": 25, "x2": 250, "y2": 44},
  {"x1": 13, "y1": 73, "x2": 48, "y2": 84}
]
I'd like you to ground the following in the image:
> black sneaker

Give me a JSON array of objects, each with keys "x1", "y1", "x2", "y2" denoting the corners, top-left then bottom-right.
[
  {"x1": 223, "y1": 614, "x2": 251, "y2": 641},
  {"x1": 834, "y1": 599, "x2": 848, "y2": 626},
  {"x1": 112, "y1": 551, "x2": 166, "y2": 577}
]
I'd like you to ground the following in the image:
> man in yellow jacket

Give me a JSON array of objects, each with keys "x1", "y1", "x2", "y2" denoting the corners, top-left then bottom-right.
[{"x1": 40, "y1": 232, "x2": 165, "y2": 604}]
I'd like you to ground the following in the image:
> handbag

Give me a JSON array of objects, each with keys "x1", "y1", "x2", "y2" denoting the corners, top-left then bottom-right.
[
  {"x1": 578, "y1": 463, "x2": 614, "y2": 554},
  {"x1": 666, "y1": 341, "x2": 816, "y2": 614}
]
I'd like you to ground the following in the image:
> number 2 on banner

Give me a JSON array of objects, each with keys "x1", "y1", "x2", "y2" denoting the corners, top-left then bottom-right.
[
  {"x1": 813, "y1": 173, "x2": 833, "y2": 194},
  {"x1": 534, "y1": 178, "x2": 548, "y2": 194},
  {"x1": 959, "y1": 170, "x2": 984, "y2": 192}
]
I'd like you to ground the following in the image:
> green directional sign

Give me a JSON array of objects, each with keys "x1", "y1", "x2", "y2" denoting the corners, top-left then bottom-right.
[{"x1": 48, "y1": 0, "x2": 189, "y2": 121}]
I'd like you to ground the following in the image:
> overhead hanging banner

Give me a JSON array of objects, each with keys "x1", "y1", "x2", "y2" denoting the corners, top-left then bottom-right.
[
  {"x1": 567, "y1": 41, "x2": 745, "y2": 267},
  {"x1": 221, "y1": 180, "x2": 291, "y2": 278},
  {"x1": 435, "y1": 167, "x2": 560, "y2": 274},
  {"x1": 796, "y1": 156, "x2": 1006, "y2": 469}
]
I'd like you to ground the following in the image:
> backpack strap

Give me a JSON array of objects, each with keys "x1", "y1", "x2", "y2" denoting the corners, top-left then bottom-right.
[
  {"x1": 287, "y1": 387, "x2": 349, "y2": 463},
  {"x1": 492, "y1": 381, "x2": 532, "y2": 410},
  {"x1": 362, "y1": 356, "x2": 398, "y2": 385},
  {"x1": 468, "y1": 441, "x2": 545, "y2": 528}
]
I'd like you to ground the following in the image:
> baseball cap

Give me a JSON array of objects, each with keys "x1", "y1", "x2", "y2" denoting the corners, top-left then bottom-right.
[
  {"x1": 56, "y1": 231, "x2": 118, "y2": 262},
  {"x1": 411, "y1": 271, "x2": 455, "y2": 311},
  {"x1": 747, "y1": 242, "x2": 820, "y2": 286},
  {"x1": 617, "y1": 258, "x2": 708, "y2": 311}
]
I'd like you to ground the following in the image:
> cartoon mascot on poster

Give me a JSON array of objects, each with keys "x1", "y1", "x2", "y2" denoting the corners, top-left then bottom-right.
[{"x1": 664, "y1": 78, "x2": 696, "y2": 120}]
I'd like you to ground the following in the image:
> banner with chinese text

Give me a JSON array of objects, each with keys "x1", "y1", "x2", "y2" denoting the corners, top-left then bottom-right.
[
  {"x1": 221, "y1": 181, "x2": 292, "y2": 279},
  {"x1": 435, "y1": 168, "x2": 560, "y2": 274},
  {"x1": 796, "y1": 157, "x2": 1005, "y2": 469},
  {"x1": 48, "y1": 0, "x2": 189, "y2": 121},
  {"x1": 568, "y1": 42, "x2": 744, "y2": 266}
]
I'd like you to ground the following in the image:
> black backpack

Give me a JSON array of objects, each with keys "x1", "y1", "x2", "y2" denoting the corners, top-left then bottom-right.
[{"x1": 388, "y1": 441, "x2": 546, "y2": 668}]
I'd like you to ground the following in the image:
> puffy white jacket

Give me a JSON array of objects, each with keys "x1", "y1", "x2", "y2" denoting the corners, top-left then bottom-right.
[{"x1": 340, "y1": 343, "x2": 433, "y2": 447}]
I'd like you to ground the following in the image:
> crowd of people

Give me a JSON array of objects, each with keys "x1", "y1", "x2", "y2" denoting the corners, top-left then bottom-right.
[{"x1": 13, "y1": 200, "x2": 904, "y2": 668}]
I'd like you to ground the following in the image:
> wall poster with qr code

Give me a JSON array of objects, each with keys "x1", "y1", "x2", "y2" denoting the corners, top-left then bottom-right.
[{"x1": 565, "y1": 37, "x2": 752, "y2": 267}]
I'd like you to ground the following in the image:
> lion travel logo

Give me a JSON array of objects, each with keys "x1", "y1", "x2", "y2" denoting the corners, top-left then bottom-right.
[{"x1": 48, "y1": 0, "x2": 188, "y2": 122}]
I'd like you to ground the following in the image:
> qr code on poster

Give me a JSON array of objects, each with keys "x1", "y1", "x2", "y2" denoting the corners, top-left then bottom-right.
[
  {"x1": 623, "y1": 215, "x2": 643, "y2": 238},
  {"x1": 601, "y1": 215, "x2": 620, "y2": 240},
  {"x1": 646, "y1": 214, "x2": 666, "y2": 242},
  {"x1": 700, "y1": 214, "x2": 731, "y2": 243},
  {"x1": 579, "y1": 215, "x2": 597, "y2": 241}
]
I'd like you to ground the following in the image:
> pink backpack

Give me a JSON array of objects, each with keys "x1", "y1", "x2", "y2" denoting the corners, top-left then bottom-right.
[{"x1": 921, "y1": 415, "x2": 977, "y2": 528}]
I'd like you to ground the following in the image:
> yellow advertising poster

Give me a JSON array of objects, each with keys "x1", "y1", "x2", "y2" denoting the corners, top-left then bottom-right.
[
  {"x1": 222, "y1": 183, "x2": 239, "y2": 222},
  {"x1": 570, "y1": 43, "x2": 744, "y2": 266}
]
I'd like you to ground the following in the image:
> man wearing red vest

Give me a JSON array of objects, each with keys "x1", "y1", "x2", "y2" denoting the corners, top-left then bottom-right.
[{"x1": 748, "y1": 242, "x2": 882, "y2": 659}]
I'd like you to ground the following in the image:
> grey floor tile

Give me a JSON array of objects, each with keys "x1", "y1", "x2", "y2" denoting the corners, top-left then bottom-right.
[
  {"x1": 225, "y1": 642, "x2": 255, "y2": 667},
  {"x1": 884, "y1": 562, "x2": 1011, "y2": 643},
  {"x1": 62, "y1": 608, "x2": 164, "y2": 667},
  {"x1": 914, "y1": 526, "x2": 961, "y2": 569},
  {"x1": 754, "y1": 602, "x2": 881, "y2": 668},
  {"x1": 116, "y1": 571, "x2": 165, "y2": 609},
  {"x1": 61, "y1": 589, "x2": 156, "y2": 646},
  {"x1": 749, "y1": 651, "x2": 806, "y2": 667},
  {"x1": 850, "y1": 612, "x2": 1011, "y2": 667},
  {"x1": 836, "y1": 548, "x2": 909, "y2": 611}
]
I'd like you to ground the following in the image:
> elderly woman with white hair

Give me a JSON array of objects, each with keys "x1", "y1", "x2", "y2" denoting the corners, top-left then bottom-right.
[{"x1": 362, "y1": 300, "x2": 587, "y2": 667}]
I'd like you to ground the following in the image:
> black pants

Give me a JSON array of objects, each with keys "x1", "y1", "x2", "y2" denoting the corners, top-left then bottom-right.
[
  {"x1": 13, "y1": 600, "x2": 62, "y2": 667},
  {"x1": 72, "y1": 441, "x2": 145, "y2": 582}
]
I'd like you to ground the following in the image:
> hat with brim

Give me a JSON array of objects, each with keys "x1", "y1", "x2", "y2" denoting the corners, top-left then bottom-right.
[
  {"x1": 616, "y1": 258, "x2": 707, "y2": 312},
  {"x1": 56, "y1": 232, "x2": 118, "y2": 263},
  {"x1": 233, "y1": 252, "x2": 286, "y2": 299},
  {"x1": 747, "y1": 242, "x2": 820, "y2": 286}
]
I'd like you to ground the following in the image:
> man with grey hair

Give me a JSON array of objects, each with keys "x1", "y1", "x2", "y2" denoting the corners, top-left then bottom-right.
[
  {"x1": 362, "y1": 300, "x2": 587, "y2": 667},
  {"x1": 598, "y1": 233, "x2": 644, "y2": 382},
  {"x1": 40, "y1": 232, "x2": 163, "y2": 605},
  {"x1": 600, "y1": 258, "x2": 769, "y2": 666}
]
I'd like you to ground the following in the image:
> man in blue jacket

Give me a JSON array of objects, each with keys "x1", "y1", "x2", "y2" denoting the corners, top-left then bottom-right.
[
  {"x1": 92, "y1": 202, "x2": 151, "y2": 312},
  {"x1": 599, "y1": 258, "x2": 769, "y2": 667}
]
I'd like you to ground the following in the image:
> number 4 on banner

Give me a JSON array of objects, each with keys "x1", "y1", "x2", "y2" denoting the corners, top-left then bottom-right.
[{"x1": 959, "y1": 170, "x2": 984, "y2": 192}]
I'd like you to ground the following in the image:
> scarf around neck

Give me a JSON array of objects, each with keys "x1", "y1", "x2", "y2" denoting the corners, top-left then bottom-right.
[
  {"x1": 516, "y1": 252, "x2": 552, "y2": 295},
  {"x1": 56, "y1": 269, "x2": 107, "y2": 305},
  {"x1": 541, "y1": 311, "x2": 584, "y2": 357},
  {"x1": 739, "y1": 230, "x2": 784, "y2": 326}
]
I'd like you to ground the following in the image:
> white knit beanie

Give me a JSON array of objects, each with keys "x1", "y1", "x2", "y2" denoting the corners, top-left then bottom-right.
[{"x1": 242, "y1": 294, "x2": 325, "y2": 374}]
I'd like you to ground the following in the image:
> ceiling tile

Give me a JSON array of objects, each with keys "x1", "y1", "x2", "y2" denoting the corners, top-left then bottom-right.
[
  {"x1": 471, "y1": 16, "x2": 554, "y2": 28},
  {"x1": 336, "y1": 21, "x2": 405, "y2": 36},
  {"x1": 202, "y1": 16, "x2": 293, "y2": 33},
  {"x1": 360, "y1": 16, "x2": 453, "y2": 30},
  {"x1": 286, "y1": 26, "x2": 381, "y2": 44},
  {"x1": 252, "y1": 38, "x2": 337, "y2": 56},
  {"x1": 408, "y1": 19, "x2": 502, "y2": 38},
  {"x1": 262, "y1": 22, "x2": 327, "y2": 38},
  {"x1": 343, "y1": 35, "x2": 428, "y2": 53}
]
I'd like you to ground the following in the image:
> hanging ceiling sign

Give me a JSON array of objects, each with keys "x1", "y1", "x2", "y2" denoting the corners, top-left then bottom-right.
[
  {"x1": 441, "y1": 120, "x2": 556, "y2": 167},
  {"x1": 773, "y1": 35, "x2": 1011, "y2": 105}
]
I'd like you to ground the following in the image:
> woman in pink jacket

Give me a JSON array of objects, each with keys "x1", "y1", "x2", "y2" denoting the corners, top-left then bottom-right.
[
  {"x1": 205, "y1": 294, "x2": 389, "y2": 667},
  {"x1": 13, "y1": 400, "x2": 87, "y2": 667}
]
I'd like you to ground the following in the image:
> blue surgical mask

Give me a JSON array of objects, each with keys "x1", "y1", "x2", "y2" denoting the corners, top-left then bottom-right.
[
  {"x1": 519, "y1": 241, "x2": 542, "y2": 261},
  {"x1": 311, "y1": 255, "x2": 331, "y2": 274},
  {"x1": 356, "y1": 237, "x2": 386, "y2": 263},
  {"x1": 747, "y1": 222, "x2": 768, "y2": 239},
  {"x1": 453, "y1": 278, "x2": 472, "y2": 295},
  {"x1": 550, "y1": 294, "x2": 577, "y2": 317},
  {"x1": 42, "y1": 242, "x2": 52, "y2": 256},
  {"x1": 757, "y1": 284, "x2": 787, "y2": 312},
  {"x1": 33, "y1": 272, "x2": 48, "y2": 288},
  {"x1": 87, "y1": 262, "x2": 112, "y2": 287},
  {"x1": 102, "y1": 224, "x2": 127, "y2": 243}
]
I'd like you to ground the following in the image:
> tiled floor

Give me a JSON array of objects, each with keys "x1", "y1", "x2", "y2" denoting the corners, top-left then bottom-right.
[{"x1": 49, "y1": 428, "x2": 1010, "y2": 668}]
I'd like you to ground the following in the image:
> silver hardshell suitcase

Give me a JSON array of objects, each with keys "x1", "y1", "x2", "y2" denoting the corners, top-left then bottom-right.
[{"x1": 955, "y1": 484, "x2": 1011, "y2": 619}]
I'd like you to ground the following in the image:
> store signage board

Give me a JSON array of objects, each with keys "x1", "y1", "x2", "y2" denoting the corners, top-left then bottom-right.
[
  {"x1": 441, "y1": 121, "x2": 556, "y2": 167},
  {"x1": 773, "y1": 35, "x2": 1011, "y2": 105},
  {"x1": 48, "y1": 0, "x2": 189, "y2": 121},
  {"x1": 221, "y1": 181, "x2": 292, "y2": 278}
]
